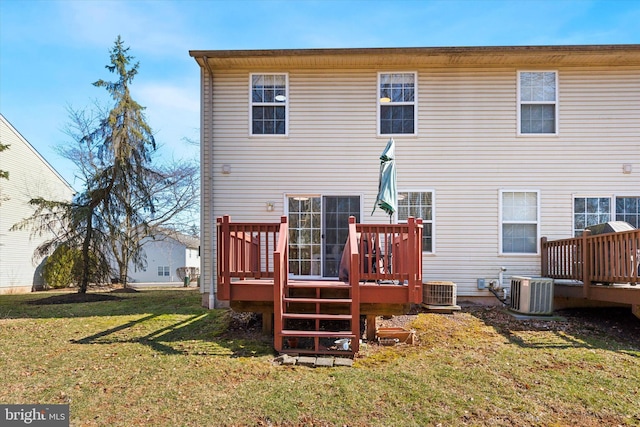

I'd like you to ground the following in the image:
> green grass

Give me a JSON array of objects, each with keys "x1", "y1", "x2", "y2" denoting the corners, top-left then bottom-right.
[{"x1": 0, "y1": 289, "x2": 639, "y2": 426}]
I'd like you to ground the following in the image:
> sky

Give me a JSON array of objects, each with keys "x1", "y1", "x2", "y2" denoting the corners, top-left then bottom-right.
[{"x1": 1, "y1": 0, "x2": 639, "y2": 188}]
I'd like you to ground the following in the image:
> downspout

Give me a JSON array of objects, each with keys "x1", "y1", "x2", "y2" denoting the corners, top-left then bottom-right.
[{"x1": 203, "y1": 56, "x2": 216, "y2": 309}]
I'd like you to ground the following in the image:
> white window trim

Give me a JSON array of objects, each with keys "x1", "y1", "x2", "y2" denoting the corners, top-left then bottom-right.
[
  {"x1": 249, "y1": 72, "x2": 289, "y2": 137},
  {"x1": 499, "y1": 189, "x2": 540, "y2": 255},
  {"x1": 517, "y1": 70, "x2": 558, "y2": 136},
  {"x1": 377, "y1": 71, "x2": 418, "y2": 137},
  {"x1": 397, "y1": 189, "x2": 435, "y2": 254}
]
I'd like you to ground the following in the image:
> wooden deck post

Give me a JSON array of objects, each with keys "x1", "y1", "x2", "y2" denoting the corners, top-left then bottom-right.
[
  {"x1": 540, "y1": 237, "x2": 548, "y2": 277},
  {"x1": 217, "y1": 216, "x2": 232, "y2": 301},
  {"x1": 348, "y1": 216, "x2": 360, "y2": 353},
  {"x1": 582, "y1": 230, "x2": 592, "y2": 299},
  {"x1": 366, "y1": 315, "x2": 377, "y2": 342}
]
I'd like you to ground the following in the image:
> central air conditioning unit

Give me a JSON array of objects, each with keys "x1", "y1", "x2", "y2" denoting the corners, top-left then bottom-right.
[
  {"x1": 509, "y1": 276, "x2": 554, "y2": 315},
  {"x1": 423, "y1": 281, "x2": 457, "y2": 306}
]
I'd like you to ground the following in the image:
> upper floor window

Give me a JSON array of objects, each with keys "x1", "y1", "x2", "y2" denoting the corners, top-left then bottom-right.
[
  {"x1": 518, "y1": 71, "x2": 557, "y2": 135},
  {"x1": 398, "y1": 191, "x2": 433, "y2": 252},
  {"x1": 251, "y1": 73, "x2": 287, "y2": 135},
  {"x1": 500, "y1": 190, "x2": 539, "y2": 254},
  {"x1": 378, "y1": 72, "x2": 416, "y2": 135}
]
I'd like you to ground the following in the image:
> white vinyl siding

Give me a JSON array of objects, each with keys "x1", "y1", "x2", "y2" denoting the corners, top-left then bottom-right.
[
  {"x1": 0, "y1": 116, "x2": 74, "y2": 292},
  {"x1": 200, "y1": 62, "x2": 640, "y2": 297}
]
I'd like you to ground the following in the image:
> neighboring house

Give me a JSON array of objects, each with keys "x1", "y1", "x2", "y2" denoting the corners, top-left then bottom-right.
[
  {"x1": 0, "y1": 114, "x2": 75, "y2": 293},
  {"x1": 126, "y1": 231, "x2": 200, "y2": 283},
  {"x1": 190, "y1": 45, "x2": 640, "y2": 308}
]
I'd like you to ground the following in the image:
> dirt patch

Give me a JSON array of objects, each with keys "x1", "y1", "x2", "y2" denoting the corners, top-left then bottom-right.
[
  {"x1": 109, "y1": 287, "x2": 140, "y2": 294},
  {"x1": 378, "y1": 305, "x2": 640, "y2": 347},
  {"x1": 27, "y1": 293, "x2": 124, "y2": 305},
  {"x1": 225, "y1": 305, "x2": 640, "y2": 349}
]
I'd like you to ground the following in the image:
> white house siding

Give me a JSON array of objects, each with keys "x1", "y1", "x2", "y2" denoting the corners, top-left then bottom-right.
[
  {"x1": 0, "y1": 115, "x2": 74, "y2": 293},
  {"x1": 194, "y1": 48, "x2": 640, "y2": 304},
  {"x1": 127, "y1": 236, "x2": 199, "y2": 283}
]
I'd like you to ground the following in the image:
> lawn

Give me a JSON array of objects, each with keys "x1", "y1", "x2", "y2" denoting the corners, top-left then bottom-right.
[{"x1": 0, "y1": 289, "x2": 639, "y2": 426}]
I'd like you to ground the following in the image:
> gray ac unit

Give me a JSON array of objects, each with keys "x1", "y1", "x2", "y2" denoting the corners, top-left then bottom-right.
[
  {"x1": 509, "y1": 276, "x2": 554, "y2": 315},
  {"x1": 423, "y1": 281, "x2": 457, "y2": 306}
]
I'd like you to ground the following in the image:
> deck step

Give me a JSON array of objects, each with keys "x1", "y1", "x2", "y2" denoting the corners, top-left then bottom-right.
[
  {"x1": 282, "y1": 313, "x2": 353, "y2": 321},
  {"x1": 287, "y1": 282, "x2": 350, "y2": 289},
  {"x1": 280, "y1": 330, "x2": 356, "y2": 338},
  {"x1": 283, "y1": 297, "x2": 352, "y2": 304}
]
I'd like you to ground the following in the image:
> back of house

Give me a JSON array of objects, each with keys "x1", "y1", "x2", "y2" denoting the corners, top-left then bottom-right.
[{"x1": 190, "y1": 45, "x2": 640, "y2": 308}]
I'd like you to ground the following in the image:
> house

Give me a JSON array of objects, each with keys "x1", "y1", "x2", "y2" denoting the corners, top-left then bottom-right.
[
  {"x1": 126, "y1": 231, "x2": 200, "y2": 283},
  {"x1": 0, "y1": 114, "x2": 75, "y2": 293},
  {"x1": 190, "y1": 45, "x2": 640, "y2": 313}
]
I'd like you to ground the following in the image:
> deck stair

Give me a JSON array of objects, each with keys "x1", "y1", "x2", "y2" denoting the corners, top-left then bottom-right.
[{"x1": 276, "y1": 281, "x2": 360, "y2": 356}]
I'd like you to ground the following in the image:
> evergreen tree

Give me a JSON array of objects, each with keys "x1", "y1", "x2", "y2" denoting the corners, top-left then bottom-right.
[
  {"x1": 13, "y1": 36, "x2": 199, "y2": 292},
  {"x1": 85, "y1": 35, "x2": 158, "y2": 287}
]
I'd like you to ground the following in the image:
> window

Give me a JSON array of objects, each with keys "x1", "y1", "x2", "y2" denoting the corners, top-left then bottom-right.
[
  {"x1": 616, "y1": 197, "x2": 640, "y2": 228},
  {"x1": 574, "y1": 197, "x2": 610, "y2": 236},
  {"x1": 501, "y1": 191, "x2": 539, "y2": 254},
  {"x1": 379, "y1": 72, "x2": 416, "y2": 135},
  {"x1": 518, "y1": 71, "x2": 557, "y2": 134},
  {"x1": 574, "y1": 196, "x2": 640, "y2": 235},
  {"x1": 398, "y1": 191, "x2": 433, "y2": 252},
  {"x1": 251, "y1": 73, "x2": 287, "y2": 135},
  {"x1": 157, "y1": 266, "x2": 170, "y2": 277}
]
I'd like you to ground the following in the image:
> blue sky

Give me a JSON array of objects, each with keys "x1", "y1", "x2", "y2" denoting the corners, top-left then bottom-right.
[{"x1": 1, "y1": 0, "x2": 639, "y2": 187}]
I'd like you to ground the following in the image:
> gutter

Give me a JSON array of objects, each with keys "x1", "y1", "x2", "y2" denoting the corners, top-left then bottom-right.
[{"x1": 202, "y1": 56, "x2": 216, "y2": 309}]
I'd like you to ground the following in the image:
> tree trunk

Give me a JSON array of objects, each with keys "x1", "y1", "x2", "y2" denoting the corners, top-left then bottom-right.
[{"x1": 79, "y1": 208, "x2": 93, "y2": 294}]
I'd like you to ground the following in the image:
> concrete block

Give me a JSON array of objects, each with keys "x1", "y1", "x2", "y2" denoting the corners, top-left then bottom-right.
[
  {"x1": 333, "y1": 357, "x2": 354, "y2": 368},
  {"x1": 314, "y1": 357, "x2": 334, "y2": 368},
  {"x1": 297, "y1": 356, "x2": 317, "y2": 367}
]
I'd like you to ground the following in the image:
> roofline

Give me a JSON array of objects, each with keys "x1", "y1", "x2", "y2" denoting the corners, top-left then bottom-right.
[
  {"x1": 189, "y1": 44, "x2": 640, "y2": 59},
  {"x1": 0, "y1": 113, "x2": 75, "y2": 193}
]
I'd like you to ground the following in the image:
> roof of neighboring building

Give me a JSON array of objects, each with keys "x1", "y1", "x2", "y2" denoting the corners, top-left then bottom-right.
[
  {"x1": 190, "y1": 44, "x2": 640, "y2": 70},
  {"x1": 153, "y1": 229, "x2": 199, "y2": 249},
  {"x1": 0, "y1": 114, "x2": 74, "y2": 192}
]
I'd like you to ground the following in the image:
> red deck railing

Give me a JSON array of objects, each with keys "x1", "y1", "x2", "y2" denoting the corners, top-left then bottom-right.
[
  {"x1": 351, "y1": 216, "x2": 423, "y2": 304},
  {"x1": 216, "y1": 215, "x2": 282, "y2": 300},
  {"x1": 541, "y1": 229, "x2": 640, "y2": 297},
  {"x1": 217, "y1": 215, "x2": 424, "y2": 304},
  {"x1": 272, "y1": 216, "x2": 288, "y2": 352}
]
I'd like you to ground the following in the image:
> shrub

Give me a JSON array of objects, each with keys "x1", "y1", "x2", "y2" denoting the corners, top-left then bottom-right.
[{"x1": 43, "y1": 245, "x2": 79, "y2": 288}]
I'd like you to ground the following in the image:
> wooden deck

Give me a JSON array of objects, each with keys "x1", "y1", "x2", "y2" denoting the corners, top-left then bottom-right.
[
  {"x1": 216, "y1": 215, "x2": 424, "y2": 355},
  {"x1": 541, "y1": 229, "x2": 640, "y2": 317}
]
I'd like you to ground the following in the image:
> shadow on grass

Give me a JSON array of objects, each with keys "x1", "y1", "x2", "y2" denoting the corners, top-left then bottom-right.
[
  {"x1": 70, "y1": 310, "x2": 274, "y2": 358},
  {"x1": 467, "y1": 306, "x2": 640, "y2": 357},
  {"x1": 1, "y1": 289, "x2": 274, "y2": 358},
  {"x1": 0, "y1": 289, "x2": 208, "y2": 319}
]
